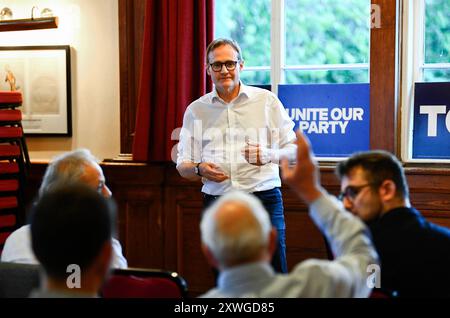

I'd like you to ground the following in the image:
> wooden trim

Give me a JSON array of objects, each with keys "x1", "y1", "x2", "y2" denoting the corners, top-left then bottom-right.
[
  {"x1": 118, "y1": 0, "x2": 138, "y2": 154},
  {"x1": 370, "y1": 0, "x2": 401, "y2": 153},
  {"x1": 0, "y1": 17, "x2": 58, "y2": 32},
  {"x1": 118, "y1": 0, "x2": 146, "y2": 154}
]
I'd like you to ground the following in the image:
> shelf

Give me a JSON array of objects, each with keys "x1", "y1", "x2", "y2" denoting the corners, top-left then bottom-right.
[{"x1": 0, "y1": 17, "x2": 58, "y2": 32}]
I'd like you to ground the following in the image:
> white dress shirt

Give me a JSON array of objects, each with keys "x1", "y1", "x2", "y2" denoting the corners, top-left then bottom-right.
[
  {"x1": 0, "y1": 225, "x2": 128, "y2": 269},
  {"x1": 200, "y1": 194, "x2": 379, "y2": 298},
  {"x1": 177, "y1": 84, "x2": 296, "y2": 195}
]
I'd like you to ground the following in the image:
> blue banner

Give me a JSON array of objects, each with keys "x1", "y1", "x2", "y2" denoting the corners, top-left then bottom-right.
[
  {"x1": 412, "y1": 82, "x2": 450, "y2": 159},
  {"x1": 278, "y1": 84, "x2": 370, "y2": 157}
]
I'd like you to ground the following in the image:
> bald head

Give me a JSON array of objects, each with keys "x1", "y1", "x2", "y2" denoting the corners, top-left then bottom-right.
[
  {"x1": 215, "y1": 201, "x2": 260, "y2": 238},
  {"x1": 201, "y1": 192, "x2": 274, "y2": 269}
]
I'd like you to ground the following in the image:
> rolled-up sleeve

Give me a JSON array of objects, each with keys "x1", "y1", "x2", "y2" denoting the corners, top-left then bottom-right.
[{"x1": 176, "y1": 108, "x2": 201, "y2": 167}]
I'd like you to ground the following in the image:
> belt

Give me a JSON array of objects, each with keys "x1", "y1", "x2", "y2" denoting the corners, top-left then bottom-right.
[{"x1": 202, "y1": 188, "x2": 278, "y2": 199}]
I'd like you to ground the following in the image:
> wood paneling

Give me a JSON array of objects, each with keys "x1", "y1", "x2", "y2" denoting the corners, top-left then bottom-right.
[
  {"x1": 370, "y1": 0, "x2": 400, "y2": 153},
  {"x1": 119, "y1": 0, "x2": 146, "y2": 153},
  {"x1": 25, "y1": 161, "x2": 450, "y2": 296},
  {"x1": 102, "y1": 162, "x2": 164, "y2": 268}
]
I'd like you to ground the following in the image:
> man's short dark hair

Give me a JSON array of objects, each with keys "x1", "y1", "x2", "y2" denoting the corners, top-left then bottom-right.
[
  {"x1": 336, "y1": 150, "x2": 409, "y2": 198},
  {"x1": 206, "y1": 38, "x2": 243, "y2": 63},
  {"x1": 30, "y1": 184, "x2": 116, "y2": 280}
]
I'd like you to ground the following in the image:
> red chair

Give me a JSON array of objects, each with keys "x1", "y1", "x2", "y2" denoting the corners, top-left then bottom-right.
[
  {"x1": 0, "y1": 142, "x2": 26, "y2": 240},
  {"x1": 0, "y1": 91, "x2": 27, "y2": 246},
  {"x1": 369, "y1": 288, "x2": 397, "y2": 298},
  {"x1": 0, "y1": 92, "x2": 22, "y2": 108},
  {"x1": 101, "y1": 268, "x2": 188, "y2": 298},
  {"x1": 0, "y1": 110, "x2": 31, "y2": 171}
]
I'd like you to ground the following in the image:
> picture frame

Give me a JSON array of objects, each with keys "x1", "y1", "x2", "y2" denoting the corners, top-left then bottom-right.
[{"x1": 0, "y1": 45, "x2": 72, "y2": 136}]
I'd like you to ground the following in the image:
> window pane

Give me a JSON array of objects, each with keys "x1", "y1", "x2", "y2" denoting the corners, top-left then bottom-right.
[
  {"x1": 285, "y1": 0, "x2": 370, "y2": 66},
  {"x1": 425, "y1": 0, "x2": 450, "y2": 64},
  {"x1": 214, "y1": 0, "x2": 271, "y2": 67},
  {"x1": 285, "y1": 69, "x2": 369, "y2": 84},
  {"x1": 423, "y1": 69, "x2": 450, "y2": 82},
  {"x1": 240, "y1": 70, "x2": 271, "y2": 85}
]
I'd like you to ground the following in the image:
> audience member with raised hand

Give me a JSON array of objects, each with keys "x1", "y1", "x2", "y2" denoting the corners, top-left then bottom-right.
[{"x1": 199, "y1": 131, "x2": 378, "y2": 298}]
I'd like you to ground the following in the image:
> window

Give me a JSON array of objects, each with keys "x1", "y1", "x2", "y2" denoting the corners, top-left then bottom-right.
[
  {"x1": 401, "y1": 0, "x2": 450, "y2": 162},
  {"x1": 408, "y1": 0, "x2": 450, "y2": 84},
  {"x1": 423, "y1": 0, "x2": 450, "y2": 82},
  {"x1": 215, "y1": 0, "x2": 371, "y2": 90},
  {"x1": 215, "y1": 0, "x2": 271, "y2": 84}
]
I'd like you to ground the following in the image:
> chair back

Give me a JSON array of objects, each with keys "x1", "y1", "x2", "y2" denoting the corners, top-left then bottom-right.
[
  {"x1": 101, "y1": 267, "x2": 188, "y2": 298},
  {"x1": 0, "y1": 262, "x2": 40, "y2": 298},
  {"x1": 369, "y1": 288, "x2": 397, "y2": 298}
]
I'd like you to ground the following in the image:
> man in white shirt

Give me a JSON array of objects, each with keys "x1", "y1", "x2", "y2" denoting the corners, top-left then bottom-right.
[
  {"x1": 177, "y1": 38, "x2": 296, "y2": 273},
  {"x1": 1, "y1": 149, "x2": 128, "y2": 269},
  {"x1": 199, "y1": 132, "x2": 378, "y2": 297}
]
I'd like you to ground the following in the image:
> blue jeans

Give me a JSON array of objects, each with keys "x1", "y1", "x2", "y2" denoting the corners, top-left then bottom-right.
[{"x1": 202, "y1": 188, "x2": 288, "y2": 273}]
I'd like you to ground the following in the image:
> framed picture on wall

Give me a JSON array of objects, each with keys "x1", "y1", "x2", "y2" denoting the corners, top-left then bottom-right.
[{"x1": 0, "y1": 45, "x2": 72, "y2": 136}]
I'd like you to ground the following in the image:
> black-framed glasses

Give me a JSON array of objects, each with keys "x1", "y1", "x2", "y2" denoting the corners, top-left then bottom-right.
[
  {"x1": 209, "y1": 60, "x2": 239, "y2": 72},
  {"x1": 338, "y1": 184, "x2": 373, "y2": 201}
]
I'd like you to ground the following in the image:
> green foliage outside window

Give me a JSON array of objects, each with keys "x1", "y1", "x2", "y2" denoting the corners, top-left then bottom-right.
[
  {"x1": 424, "y1": 0, "x2": 450, "y2": 82},
  {"x1": 284, "y1": 0, "x2": 369, "y2": 84},
  {"x1": 215, "y1": 0, "x2": 271, "y2": 67},
  {"x1": 215, "y1": 0, "x2": 449, "y2": 84},
  {"x1": 215, "y1": 0, "x2": 370, "y2": 85}
]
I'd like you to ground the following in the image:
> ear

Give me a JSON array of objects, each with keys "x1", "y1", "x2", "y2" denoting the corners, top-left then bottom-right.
[
  {"x1": 267, "y1": 227, "x2": 277, "y2": 259},
  {"x1": 239, "y1": 60, "x2": 244, "y2": 71},
  {"x1": 378, "y1": 180, "x2": 397, "y2": 202},
  {"x1": 206, "y1": 64, "x2": 211, "y2": 76},
  {"x1": 201, "y1": 243, "x2": 219, "y2": 269}
]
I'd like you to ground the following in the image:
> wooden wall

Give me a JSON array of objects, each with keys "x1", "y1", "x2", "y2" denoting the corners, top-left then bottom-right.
[
  {"x1": 119, "y1": 0, "x2": 146, "y2": 153},
  {"x1": 26, "y1": 162, "x2": 450, "y2": 296}
]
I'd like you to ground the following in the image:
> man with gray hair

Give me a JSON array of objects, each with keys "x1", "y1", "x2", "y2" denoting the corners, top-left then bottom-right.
[
  {"x1": 1, "y1": 149, "x2": 128, "y2": 268},
  {"x1": 200, "y1": 132, "x2": 378, "y2": 297},
  {"x1": 177, "y1": 38, "x2": 296, "y2": 273}
]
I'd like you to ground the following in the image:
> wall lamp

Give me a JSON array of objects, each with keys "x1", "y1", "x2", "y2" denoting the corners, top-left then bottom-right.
[{"x1": 0, "y1": 6, "x2": 59, "y2": 32}]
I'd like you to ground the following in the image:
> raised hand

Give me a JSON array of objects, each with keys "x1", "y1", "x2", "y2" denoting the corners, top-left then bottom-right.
[{"x1": 280, "y1": 131, "x2": 323, "y2": 204}]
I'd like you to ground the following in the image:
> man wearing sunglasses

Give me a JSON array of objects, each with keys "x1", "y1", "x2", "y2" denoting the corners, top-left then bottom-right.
[
  {"x1": 177, "y1": 38, "x2": 296, "y2": 273},
  {"x1": 336, "y1": 151, "x2": 450, "y2": 297}
]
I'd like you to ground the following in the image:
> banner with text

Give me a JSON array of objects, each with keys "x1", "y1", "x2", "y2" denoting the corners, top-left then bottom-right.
[
  {"x1": 413, "y1": 82, "x2": 450, "y2": 159},
  {"x1": 278, "y1": 84, "x2": 370, "y2": 157}
]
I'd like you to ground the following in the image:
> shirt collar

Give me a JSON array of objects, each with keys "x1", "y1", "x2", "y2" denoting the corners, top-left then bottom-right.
[
  {"x1": 217, "y1": 261, "x2": 274, "y2": 291},
  {"x1": 211, "y1": 82, "x2": 251, "y2": 104}
]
